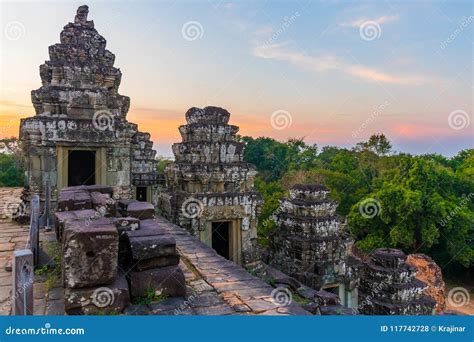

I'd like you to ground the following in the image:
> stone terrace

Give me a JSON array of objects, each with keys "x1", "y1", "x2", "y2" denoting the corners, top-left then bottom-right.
[
  {"x1": 0, "y1": 187, "x2": 64, "y2": 316},
  {"x1": 0, "y1": 188, "x2": 310, "y2": 316},
  {"x1": 0, "y1": 188, "x2": 25, "y2": 315},
  {"x1": 156, "y1": 217, "x2": 310, "y2": 316}
]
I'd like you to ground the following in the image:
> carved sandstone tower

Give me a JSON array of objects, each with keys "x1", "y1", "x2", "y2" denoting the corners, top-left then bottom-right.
[
  {"x1": 269, "y1": 184, "x2": 360, "y2": 308},
  {"x1": 359, "y1": 248, "x2": 436, "y2": 315},
  {"x1": 19, "y1": 5, "x2": 157, "y2": 206},
  {"x1": 162, "y1": 107, "x2": 261, "y2": 265}
]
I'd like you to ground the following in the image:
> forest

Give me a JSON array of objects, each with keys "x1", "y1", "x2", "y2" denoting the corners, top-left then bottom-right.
[
  {"x1": 1, "y1": 135, "x2": 473, "y2": 279},
  {"x1": 240, "y1": 134, "x2": 473, "y2": 279}
]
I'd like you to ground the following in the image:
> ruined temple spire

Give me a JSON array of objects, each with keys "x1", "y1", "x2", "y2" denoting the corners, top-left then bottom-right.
[{"x1": 74, "y1": 5, "x2": 94, "y2": 27}]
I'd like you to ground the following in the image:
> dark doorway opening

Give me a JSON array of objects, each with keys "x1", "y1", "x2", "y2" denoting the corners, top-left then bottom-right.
[
  {"x1": 324, "y1": 285, "x2": 340, "y2": 296},
  {"x1": 136, "y1": 187, "x2": 148, "y2": 202},
  {"x1": 68, "y1": 150, "x2": 96, "y2": 186},
  {"x1": 212, "y1": 221, "x2": 230, "y2": 260}
]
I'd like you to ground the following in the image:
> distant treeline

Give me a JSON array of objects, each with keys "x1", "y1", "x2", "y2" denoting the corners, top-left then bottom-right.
[
  {"x1": 1, "y1": 135, "x2": 472, "y2": 277},
  {"x1": 240, "y1": 134, "x2": 473, "y2": 278},
  {"x1": 0, "y1": 138, "x2": 23, "y2": 187}
]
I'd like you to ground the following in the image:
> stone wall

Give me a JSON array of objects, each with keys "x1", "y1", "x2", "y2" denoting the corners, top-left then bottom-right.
[
  {"x1": 359, "y1": 248, "x2": 436, "y2": 315},
  {"x1": 19, "y1": 5, "x2": 157, "y2": 210},
  {"x1": 54, "y1": 185, "x2": 185, "y2": 314},
  {"x1": 269, "y1": 184, "x2": 360, "y2": 307},
  {"x1": 406, "y1": 253, "x2": 446, "y2": 313},
  {"x1": 161, "y1": 106, "x2": 261, "y2": 264}
]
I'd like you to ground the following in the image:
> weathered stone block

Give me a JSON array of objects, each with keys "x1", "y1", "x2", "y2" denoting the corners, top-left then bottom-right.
[
  {"x1": 64, "y1": 275, "x2": 130, "y2": 315},
  {"x1": 54, "y1": 209, "x2": 96, "y2": 242},
  {"x1": 314, "y1": 290, "x2": 340, "y2": 306},
  {"x1": 127, "y1": 201, "x2": 155, "y2": 219},
  {"x1": 62, "y1": 185, "x2": 114, "y2": 196},
  {"x1": 127, "y1": 219, "x2": 167, "y2": 236},
  {"x1": 113, "y1": 217, "x2": 140, "y2": 233},
  {"x1": 58, "y1": 190, "x2": 91, "y2": 211},
  {"x1": 133, "y1": 254, "x2": 180, "y2": 271},
  {"x1": 130, "y1": 265, "x2": 186, "y2": 298},
  {"x1": 119, "y1": 219, "x2": 179, "y2": 272},
  {"x1": 62, "y1": 219, "x2": 118, "y2": 288},
  {"x1": 117, "y1": 199, "x2": 135, "y2": 214},
  {"x1": 406, "y1": 254, "x2": 446, "y2": 313},
  {"x1": 90, "y1": 191, "x2": 116, "y2": 216},
  {"x1": 126, "y1": 235, "x2": 176, "y2": 261}
]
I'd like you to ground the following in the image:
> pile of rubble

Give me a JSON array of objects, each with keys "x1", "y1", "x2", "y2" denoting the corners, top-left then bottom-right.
[
  {"x1": 359, "y1": 248, "x2": 436, "y2": 315},
  {"x1": 54, "y1": 185, "x2": 185, "y2": 314},
  {"x1": 259, "y1": 266, "x2": 355, "y2": 315}
]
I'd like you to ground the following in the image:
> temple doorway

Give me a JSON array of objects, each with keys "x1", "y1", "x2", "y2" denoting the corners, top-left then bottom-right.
[
  {"x1": 136, "y1": 186, "x2": 148, "y2": 202},
  {"x1": 68, "y1": 150, "x2": 96, "y2": 186},
  {"x1": 212, "y1": 221, "x2": 230, "y2": 260}
]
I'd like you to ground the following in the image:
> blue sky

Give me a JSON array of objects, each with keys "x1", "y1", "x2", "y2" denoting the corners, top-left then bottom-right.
[{"x1": 0, "y1": 0, "x2": 472, "y2": 157}]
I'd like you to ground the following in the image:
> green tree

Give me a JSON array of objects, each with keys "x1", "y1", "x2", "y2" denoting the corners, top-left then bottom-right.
[
  {"x1": 0, "y1": 153, "x2": 24, "y2": 186},
  {"x1": 0, "y1": 137, "x2": 24, "y2": 187},
  {"x1": 355, "y1": 133, "x2": 392, "y2": 156},
  {"x1": 348, "y1": 157, "x2": 474, "y2": 271}
]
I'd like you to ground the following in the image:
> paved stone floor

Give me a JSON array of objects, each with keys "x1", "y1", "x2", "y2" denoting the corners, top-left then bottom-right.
[
  {"x1": 0, "y1": 187, "x2": 64, "y2": 316},
  {"x1": 157, "y1": 217, "x2": 310, "y2": 316},
  {"x1": 0, "y1": 187, "x2": 309, "y2": 316},
  {"x1": 0, "y1": 187, "x2": 28, "y2": 315}
]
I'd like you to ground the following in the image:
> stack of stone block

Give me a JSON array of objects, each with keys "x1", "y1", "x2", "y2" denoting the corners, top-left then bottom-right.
[
  {"x1": 116, "y1": 201, "x2": 185, "y2": 299},
  {"x1": 359, "y1": 248, "x2": 435, "y2": 315},
  {"x1": 19, "y1": 5, "x2": 158, "y2": 213},
  {"x1": 161, "y1": 106, "x2": 262, "y2": 263},
  {"x1": 269, "y1": 184, "x2": 360, "y2": 303},
  {"x1": 55, "y1": 185, "x2": 185, "y2": 315}
]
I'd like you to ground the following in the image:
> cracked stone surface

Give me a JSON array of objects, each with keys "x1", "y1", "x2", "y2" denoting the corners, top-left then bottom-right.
[
  {"x1": 0, "y1": 187, "x2": 64, "y2": 316},
  {"x1": 160, "y1": 106, "x2": 262, "y2": 263},
  {"x1": 156, "y1": 216, "x2": 311, "y2": 316},
  {"x1": 18, "y1": 5, "x2": 158, "y2": 210}
]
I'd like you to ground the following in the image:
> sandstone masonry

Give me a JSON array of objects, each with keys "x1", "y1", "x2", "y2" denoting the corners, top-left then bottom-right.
[{"x1": 19, "y1": 5, "x2": 157, "y2": 209}]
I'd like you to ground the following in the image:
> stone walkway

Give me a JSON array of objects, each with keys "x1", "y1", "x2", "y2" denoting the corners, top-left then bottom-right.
[
  {"x1": 0, "y1": 187, "x2": 309, "y2": 316},
  {"x1": 157, "y1": 217, "x2": 310, "y2": 316},
  {"x1": 0, "y1": 187, "x2": 64, "y2": 316},
  {"x1": 0, "y1": 187, "x2": 27, "y2": 315}
]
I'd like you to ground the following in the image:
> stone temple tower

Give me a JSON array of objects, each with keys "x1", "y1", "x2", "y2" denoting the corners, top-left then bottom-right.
[
  {"x1": 162, "y1": 106, "x2": 262, "y2": 265},
  {"x1": 359, "y1": 248, "x2": 435, "y2": 315},
  {"x1": 269, "y1": 184, "x2": 360, "y2": 308},
  {"x1": 19, "y1": 5, "x2": 158, "y2": 207}
]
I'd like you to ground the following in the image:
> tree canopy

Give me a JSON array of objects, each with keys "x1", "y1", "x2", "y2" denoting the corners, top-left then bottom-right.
[{"x1": 241, "y1": 134, "x2": 473, "y2": 276}]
